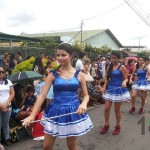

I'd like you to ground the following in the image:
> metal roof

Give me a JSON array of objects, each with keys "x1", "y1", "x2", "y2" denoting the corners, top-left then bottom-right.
[
  {"x1": 0, "y1": 32, "x2": 40, "y2": 42},
  {"x1": 21, "y1": 29, "x2": 123, "y2": 48}
]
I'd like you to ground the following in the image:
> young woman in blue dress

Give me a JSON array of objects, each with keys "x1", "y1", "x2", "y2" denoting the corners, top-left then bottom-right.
[
  {"x1": 129, "y1": 56, "x2": 150, "y2": 114},
  {"x1": 22, "y1": 43, "x2": 93, "y2": 150},
  {"x1": 100, "y1": 51, "x2": 131, "y2": 135}
]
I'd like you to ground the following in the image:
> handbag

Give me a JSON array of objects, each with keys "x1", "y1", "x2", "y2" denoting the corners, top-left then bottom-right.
[{"x1": 10, "y1": 126, "x2": 30, "y2": 142}]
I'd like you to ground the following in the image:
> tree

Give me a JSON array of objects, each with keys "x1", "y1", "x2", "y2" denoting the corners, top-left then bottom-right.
[
  {"x1": 99, "y1": 45, "x2": 111, "y2": 55},
  {"x1": 137, "y1": 51, "x2": 149, "y2": 58}
]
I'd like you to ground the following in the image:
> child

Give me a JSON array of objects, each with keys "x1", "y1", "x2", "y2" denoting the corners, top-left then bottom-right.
[{"x1": 23, "y1": 85, "x2": 36, "y2": 112}]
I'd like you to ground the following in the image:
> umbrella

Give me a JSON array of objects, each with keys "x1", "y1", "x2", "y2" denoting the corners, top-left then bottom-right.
[
  {"x1": 125, "y1": 56, "x2": 138, "y2": 61},
  {"x1": 8, "y1": 71, "x2": 44, "y2": 83}
]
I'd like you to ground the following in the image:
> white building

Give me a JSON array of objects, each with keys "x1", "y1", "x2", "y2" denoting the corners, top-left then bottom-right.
[{"x1": 21, "y1": 29, "x2": 123, "y2": 50}]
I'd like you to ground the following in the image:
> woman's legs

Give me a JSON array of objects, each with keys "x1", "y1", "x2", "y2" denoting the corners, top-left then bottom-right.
[
  {"x1": 67, "y1": 136, "x2": 78, "y2": 150},
  {"x1": 114, "y1": 102, "x2": 122, "y2": 126},
  {"x1": 129, "y1": 90, "x2": 138, "y2": 113},
  {"x1": 100, "y1": 100, "x2": 112, "y2": 134},
  {"x1": 112, "y1": 102, "x2": 122, "y2": 135},
  {"x1": 140, "y1": 91, "x2": 147, "y2": 109},
  {"x1": 138, "y1": 91, "x2": 147, "y2": 114},
  {"x1": 104, "y1": 100, "x2": 112, "y2": 125},
  {"x1": 2, "y1": 110, "x2": 11, "y2": 140},
  {"x1": 131, "y1": 90, "x2": 138, "y2": 107},
  {"x1": 43, "y1": 134, "x2": 78, "y2": 150},
  {"x1": 43, "y1": 134, "x2": 56, "y2": 150}
]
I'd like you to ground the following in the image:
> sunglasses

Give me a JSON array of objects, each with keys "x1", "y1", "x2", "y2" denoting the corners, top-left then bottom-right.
[{"x1": 0, "y1": 71, "x2": 4, "y2": 74}]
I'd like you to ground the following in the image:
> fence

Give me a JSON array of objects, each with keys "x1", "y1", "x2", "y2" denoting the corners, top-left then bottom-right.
[
  {"x1": 0, "y1": 46, "x2": 56, "y2": 59},
  {"x1": 0, "y1": 46, "x2": 102, "y2": 62}
]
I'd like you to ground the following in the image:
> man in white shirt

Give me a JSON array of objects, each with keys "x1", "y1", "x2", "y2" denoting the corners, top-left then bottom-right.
[{"x1": 75, "y1": 52, "x2": 85, "y2": 72}]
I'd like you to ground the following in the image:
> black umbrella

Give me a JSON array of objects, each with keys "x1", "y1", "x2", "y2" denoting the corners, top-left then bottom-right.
[{"x1": 8, "y1": 71, "x2": 44, "y2": 83}]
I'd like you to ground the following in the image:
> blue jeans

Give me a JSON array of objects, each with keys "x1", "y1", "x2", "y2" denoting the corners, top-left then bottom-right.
[{"x1": 0, "y1": 110, "x2": 11, "y2": 141}]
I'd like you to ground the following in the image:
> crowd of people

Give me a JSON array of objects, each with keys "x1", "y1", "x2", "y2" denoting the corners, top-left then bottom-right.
[{"x1": 0, "y1": 44, "x2": 150, "y2": 150}]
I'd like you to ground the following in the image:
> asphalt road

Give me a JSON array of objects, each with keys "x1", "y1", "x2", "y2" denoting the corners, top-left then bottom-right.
[{"x1": 6, "y1": 94, "x2": 150, "y2": 150}]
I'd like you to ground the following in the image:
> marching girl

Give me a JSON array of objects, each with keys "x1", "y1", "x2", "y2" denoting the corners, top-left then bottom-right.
[
  {"x1": 129, "y1": 56, "x2": 150, "y2": 114},
  {"x1": 100, "y1": 51, "x2": 131, "y2": 135},
  {"x1": 22, "y1": 43, "x2": 93, "y2": 150}
]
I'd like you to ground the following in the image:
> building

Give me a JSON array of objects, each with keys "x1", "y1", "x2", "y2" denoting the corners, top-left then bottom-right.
[{"x1": 21, "y1": 29, "x2": 123, "y2": 50}]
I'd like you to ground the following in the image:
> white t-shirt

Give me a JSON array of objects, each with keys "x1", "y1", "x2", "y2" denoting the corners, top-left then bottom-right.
[
  {"x1": 75, "y1": 59, "x2": 84, "y2": 71},
  {"x1": 101, "y1": 61, "x2": 106, "y2": 78},
  {"x1": 0, "y1": 79, "x2": 13, "y2": 103}
]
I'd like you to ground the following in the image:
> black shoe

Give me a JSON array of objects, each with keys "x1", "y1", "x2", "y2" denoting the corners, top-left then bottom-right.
[{"x1": 4, "y1": 139, "x2": 12, "y2": 146}]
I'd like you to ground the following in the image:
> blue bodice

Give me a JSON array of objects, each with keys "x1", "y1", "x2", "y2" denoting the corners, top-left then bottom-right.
[
  {"x1": 51, "y1": 70, "x2": 80, "y2": 105},
  {"x1": 136, "y1": 69, "x2": 147, "y2": 80},
  {"x1": 109, "y1": 69, "x2": 123, "y2": 87}
]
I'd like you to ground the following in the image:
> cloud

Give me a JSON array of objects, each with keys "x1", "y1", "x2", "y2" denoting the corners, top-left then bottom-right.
[
  {"x1": 8, "y1": 11, "x2": 36, "y2": 27},
  {"x1": 0, "y1": 0, "x2": 6, "y2": 9}
]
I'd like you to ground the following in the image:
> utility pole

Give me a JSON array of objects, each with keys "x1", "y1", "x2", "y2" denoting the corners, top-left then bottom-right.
[
  {"x1": 81, "y1": 20, "x2": 83, "y2": 43},
  {"x1": 138, "y1": 37, "x2": 140, "y2": 53}
]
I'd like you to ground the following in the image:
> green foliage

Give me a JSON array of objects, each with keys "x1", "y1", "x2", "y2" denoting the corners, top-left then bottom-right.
[
  {"x1": 27, "y1": 36, "x2": 60, "y2": 49},
  {"x1": 51, "y1": 62, "x2": 59, "y2": 70},
  {"x1": 12, "y1": 57, "x2": 35, "y2": 74},
  {"x1": 137, "y1": 51, "x2": 149, "y2": 58},
  {"x1": 99, "y1": 45, "x2": 111, "y2": 54},
  {"x1": 84, "y1": 44, "x2": 94, "y2": 52},
  {"x1": 73, "y1": 42, "x2": 85, "y2": 51}
]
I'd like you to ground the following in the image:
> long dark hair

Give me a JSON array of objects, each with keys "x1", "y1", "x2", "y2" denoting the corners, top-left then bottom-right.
[
  {"x1": 127, "y1": 59, "x2": 134, "y2": 66},
  {"x1": 107, "y1": 51, "x2": 120, "y2": 80},
  {"x1": 136, "y1": 55, "x2": 146, "y2": 69},
  {"x1": 32, "y1": 56, "x2": 45, "y2": 75},
  {"x1": 14, "y1": 83, "x2": 25, "y2": 108}
]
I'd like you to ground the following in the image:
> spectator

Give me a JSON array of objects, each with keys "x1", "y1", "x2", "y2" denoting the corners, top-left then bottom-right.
[
  {"x1": 125, "y1": 59, "x2": 135, "y2": 91},
  {"x1": 15, "y1": 52, "x2": 23, "y2": 64},
  {"x1": 83, "y1": 58, "x2": 94, "y2": 82},
  {"x1": 72, "y1": 55, "x2": 77, "y2": 68},
  {"x1": 75, "y1": 52, "x2": 86, "y2": 73},
  {"x1": 0, "y1": 66, "x2": 15, "y2": 146},
  {"x1": 32, "y1": 56, "x2": 46, "y2": 86},
  {"x1": 87, "y1": 80, "x2": 102, "y2": 106},
  {"x1": 8, "y1": 53, "x2": 17, "y2": 75},
  {"x1": 23, "y1": 85, "x2": 36, "y2": 112},
  {"x1": 33, "y1": 56, "x2": 45, "y2": 75},
  {"x1": 89, "y1": 59, "x2": 98, "y2": 80},
  {"x1": 11, "y1": 84, "x2": 28, "y2": 121},
  {"x1": 96, "y1": 55, "x2": 103, "y2": 79}
]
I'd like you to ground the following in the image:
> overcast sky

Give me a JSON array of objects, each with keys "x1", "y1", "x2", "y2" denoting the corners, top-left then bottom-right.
[{"x1": 0, "y1": 0, "x2": 150, "y2": 47}]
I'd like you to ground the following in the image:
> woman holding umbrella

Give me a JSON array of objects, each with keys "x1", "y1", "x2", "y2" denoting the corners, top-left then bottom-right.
[
  {"x1": 22, "y1": 43, "x2": 93, "y2": 150},
  {"x1": 0, "y1": 66, "x2": 15, "y2": 146}
]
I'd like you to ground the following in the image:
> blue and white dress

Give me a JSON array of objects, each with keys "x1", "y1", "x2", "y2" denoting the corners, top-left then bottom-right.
[
  {"x1": 103, "y1": 65, "x2": 131, "y2": 102},
  {"x1": 41, "y1": 70, "x2": 93, "y2": 138},
  {"x1": 132, "y1": 66, "x2": 150, "y2": 91}
]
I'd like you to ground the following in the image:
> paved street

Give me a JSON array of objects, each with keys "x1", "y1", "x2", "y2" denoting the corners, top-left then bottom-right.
[{"x1": 6, "y1": 94, "x2": 150, "y2": 150}]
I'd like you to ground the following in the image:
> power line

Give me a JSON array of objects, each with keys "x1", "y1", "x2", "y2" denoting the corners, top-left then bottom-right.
[
  {"x1": 124, "y1": 0, "x2": 150, "y2": 27},
  {"x1": 84, "y1": 2, "x2": 125, "y2": 21}
]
